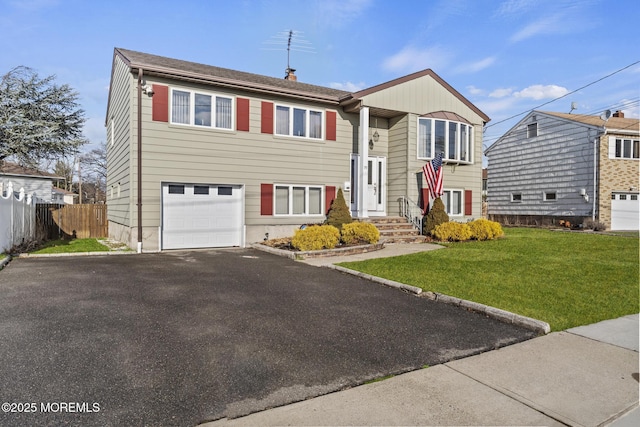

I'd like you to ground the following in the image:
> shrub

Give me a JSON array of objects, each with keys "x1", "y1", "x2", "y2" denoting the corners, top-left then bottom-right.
[
  {"x1": 583, "y1": 218, "x2": 606, "y2": 231},
  {"x1": 468, "y1": 219, "x2": 504, "y2": 241},
  {"x1": 291, "y1": 225, "x2": 340, "y2": 251},
  {"x1": 341, "y1": 222, "x2": 380, "y2": 245},
  {"x1": 433, "y1": 221, "x2": 472, "y2": 242},
  {"x1": 326, "y1": 188, "x2": 353, "y2": 231},
  {"x1": 423, "y1": 197, "x2": 449, "y2": 235}
]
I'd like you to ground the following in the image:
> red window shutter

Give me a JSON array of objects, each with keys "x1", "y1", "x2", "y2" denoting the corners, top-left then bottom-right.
[
  {"x1": 421, "y1": 188, "x2": 430, "y2": 213},
  {"x1": 236, "y1": 97, "x2": 250, "y2": 132},
  {"x1": 261, "y1": 101, "x2": 273, "y2": 134},
  {"x1": 326, "y1": 111, "x2": 336, "y2": 141},
  {"x1": 465, "y1": 190, "x2": 473, "y2": 216},
  {"x1": 260, "y1": 183, "x2": 273, "y2": 215},
  {"x1": 325, "y1": 186, "x2": 336, "y2": 214},
  {"x1": 152, "y1": 85, "x2": 168, "y2": 122}
]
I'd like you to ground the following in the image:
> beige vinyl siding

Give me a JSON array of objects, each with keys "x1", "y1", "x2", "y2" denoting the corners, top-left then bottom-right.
[
  {"x1": 387, "y1": 115, "x2": 410, "y2": 212},
  {"x1": 106, "y1": 55, "x2": 134, "y2": 227},
  {"x1": 137, "y1": 82, "x2": 352, "y2": 231}
]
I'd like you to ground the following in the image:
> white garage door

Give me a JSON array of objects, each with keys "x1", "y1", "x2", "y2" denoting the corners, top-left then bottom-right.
[
  {"x1": 611, "y1": 192, "x2": 639, "y2": 231},
  {"x1": 162, "y1": 183, "x2": 243, "y2": 249}
]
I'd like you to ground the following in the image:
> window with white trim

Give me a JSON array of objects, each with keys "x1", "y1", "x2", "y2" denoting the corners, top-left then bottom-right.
[
  {"x1": 543, "y1": 191, "x2": 556, "y2": 201},
  {"x1": 275, "y1": 104, "x2": 323, "y2": 139},
  {"x1": 170, "y1": 88, "x2": 233, "y2": 130},
  {"x1": 418, "y1": 118, "x2": 473, "y2": 163},
  {"x1": 612, "y1": 137, "x2": 640, "y2": 159},
  {"x1": 274, "y1": 184, "x2": 323, "y2": 216},
  {"x1": 441, "y1": 189, "x2": 463, "y2": 216},
  {"x1": 511, "y1": 193, "x2": 522, "y2": 202},
  {"x1": 527, "y1": 123, "x2": 538, "y2": 138}
]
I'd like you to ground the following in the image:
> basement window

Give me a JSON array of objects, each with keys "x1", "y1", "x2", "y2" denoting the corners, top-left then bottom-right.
[
  {"x1": 511, "y1": 193, "x2": 522, "y2": 202},
  {"x1": 543, "y1": 192, "x2": 557, "y2": 201}
]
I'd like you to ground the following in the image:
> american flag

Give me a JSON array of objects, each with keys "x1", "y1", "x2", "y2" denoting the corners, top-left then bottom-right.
[{"x1": 423, "y1": 153, "x2": 444, "y2": 200}]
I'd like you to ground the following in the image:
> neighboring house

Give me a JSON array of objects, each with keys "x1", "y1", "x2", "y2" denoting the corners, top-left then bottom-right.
[
  {"x1": 485, "y1": 110, "x2": 639, "y2": 230},
  {"x1": 106, "y1": 48, "x2": 490, "y2": 251},
  {"x1": 0, "y1": 161, "x2": 61, "y2": 203},
  {"x1": 51, "y1": 187, "x2": 78, "y2": 204}
]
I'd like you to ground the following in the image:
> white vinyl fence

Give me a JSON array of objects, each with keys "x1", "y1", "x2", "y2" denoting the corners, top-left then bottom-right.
[{"x1": 0, "y1": 182, "x2": 37, "y2": 253}]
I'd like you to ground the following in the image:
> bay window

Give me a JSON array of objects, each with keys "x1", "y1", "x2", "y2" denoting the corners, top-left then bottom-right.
[
  {"x1": 170, "y1": 88, "x2": 233, "y2": 130},
  {"x1": 275, "y1": 104, "x2": 323, "y2": 140},
  {"x1": 418, "y1": 117, "x2": 473, "y2": 163}
]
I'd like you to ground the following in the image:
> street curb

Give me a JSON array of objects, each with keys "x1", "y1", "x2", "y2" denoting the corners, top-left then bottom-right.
[
  {"x1": 14, "y1": 251, "x2": 136, "y2": 258},
  {"x1": 431, "y1": 292, "x2": 551, "y2": 335},
  {"x1": 328, "y1": 264, "x2": 423, "y2": 295},
  {"x1": 323, "y1": 265, "x2": 550, "y2": 335},
  {"x1": 0, "y1": 255, "x2": 12, "y2": 270}
]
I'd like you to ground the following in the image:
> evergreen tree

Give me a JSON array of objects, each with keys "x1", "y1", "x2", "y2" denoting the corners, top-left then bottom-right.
[
  {"x1": 423, "y1": 197, "x2": 449, "y2": 235},
  {"x1": 325, "y1": 188, "x2": 353, "y2": 230}
]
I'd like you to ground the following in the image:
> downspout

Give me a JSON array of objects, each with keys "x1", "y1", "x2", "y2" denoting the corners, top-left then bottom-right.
[
  {"x1": 136, "y1": 68, "x2": 143, "y2": 253},
  {"x1": 592, "y1": 134, "x2": 597, "y2": 222}
]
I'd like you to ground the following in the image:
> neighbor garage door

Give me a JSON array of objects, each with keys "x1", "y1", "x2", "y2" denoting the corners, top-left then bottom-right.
[
  {"x1": 162, "y1": 183, "x2": 243, "y2": 249},
  {"x1": 611, "y1": 192, "x2": 639, "y2": 231}
]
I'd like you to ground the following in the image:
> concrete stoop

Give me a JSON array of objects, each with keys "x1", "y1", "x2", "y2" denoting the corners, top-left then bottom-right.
[{"x1": 365, "y1": 216, "x2": 426, "y2": 243}]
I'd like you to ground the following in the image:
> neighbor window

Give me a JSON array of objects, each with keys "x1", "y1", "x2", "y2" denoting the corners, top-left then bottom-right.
[
  {"x1": 275, "y1": 104, "x2": 323, "y2": 139},
  {"x1": 614, "y1": 138, "x2": 640, "y2": 159},
  {"x1": 170, "y1": 88, "x2": 233, "y2": 130},
  {"x1": 274, "y1": 184, "x2": 323, "y2": 215},
  {"x1": 511, "y1": 193, "x2": 522, "y2": 202},
  {"x1": 418, "y1": 117, "x2": 473, "y2": 163},
  {"x1": 441, "y1": 189, "x2": 462, "y2": 216},
  {"x1": 543, "y1": 191, "x2": 557, "y2": 201},
  {"x1": 527, "y1": 123, "x2": 538, "y2": 138}
]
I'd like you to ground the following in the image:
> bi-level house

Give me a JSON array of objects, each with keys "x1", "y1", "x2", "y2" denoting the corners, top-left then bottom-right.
[
  {"x1": 106, "y1": 48, "x2": 489, "y2": 251},
  {"x1": 486, "y1": 110, "x2": 639, "y2": 230}
]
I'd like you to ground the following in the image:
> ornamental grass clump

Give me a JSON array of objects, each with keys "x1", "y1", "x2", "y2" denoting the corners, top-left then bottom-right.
[
  {"x1": 468, "y1": 218, "x2": 504, "y2": 241},
  {"x1": 341, "y1": 222, "x2": 380, "y2": 245},
  {"x1": 291, "y1": 225, "x2": 340, "y2": 251},
  {"x1": 433, "y1": 221, "x2": 472, "y2": 242}
]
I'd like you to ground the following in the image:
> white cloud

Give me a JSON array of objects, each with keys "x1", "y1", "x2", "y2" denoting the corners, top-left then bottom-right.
[
  {"x1": 455, "y1": 56, "x2": 496, "y2": 74},
  {"x1": 513, "y1": 84, "x2": 569, "y2": 100},
  {"x1": 316, "y1": 0, "x2": 373, "y2": 27},
  {"x1": 489, "y1": 87, "x2": 514, "y2": 98},
  {"x1": 467, "y1": 85, "x2": 485, "y2": 96},
  {"x1": 510, "y1": 14, "x2": 565, "y2": 42},
  {"x1": 382, "y1": 45, "x2": 452, "y2": 74},
  {"x1": 329, "y1": 81, "x2": 367, "y2": 92}
]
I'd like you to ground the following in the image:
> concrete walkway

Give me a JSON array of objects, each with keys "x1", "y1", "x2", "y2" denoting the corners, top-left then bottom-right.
[{"x1": 205, "y1": 243, "x2": 639, "y2": 427}]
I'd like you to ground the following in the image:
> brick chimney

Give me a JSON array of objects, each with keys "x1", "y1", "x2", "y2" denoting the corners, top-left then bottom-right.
[
  {"x1": 284, "y1": 67, "x2": 297, "y2": 81},
  {"x1": 613, "y1": 110, "x2": 625, "y2": 118}
]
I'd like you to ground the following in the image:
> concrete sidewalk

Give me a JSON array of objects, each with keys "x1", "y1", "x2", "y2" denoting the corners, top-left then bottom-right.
[
  {"x1": 205, "y1": 244, "x2": 639, "y2": 427},
  {"x1": 203, "y1": 314, "x2": 639, "y2": 426}
]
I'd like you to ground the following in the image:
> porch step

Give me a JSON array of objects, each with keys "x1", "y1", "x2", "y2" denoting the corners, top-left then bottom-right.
[{"x1": 364, "y1": 217, "x2": 427, "y2": 244}]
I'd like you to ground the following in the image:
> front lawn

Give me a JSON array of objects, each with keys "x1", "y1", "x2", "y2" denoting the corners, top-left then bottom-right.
[{"x1": 338, "y1": 228, "x2": 639, "y2": 331}]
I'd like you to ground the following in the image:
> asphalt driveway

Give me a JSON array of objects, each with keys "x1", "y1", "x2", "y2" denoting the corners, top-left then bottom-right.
[{"x1": 0, "y1": 249, "x2": 537, "y2": 426}]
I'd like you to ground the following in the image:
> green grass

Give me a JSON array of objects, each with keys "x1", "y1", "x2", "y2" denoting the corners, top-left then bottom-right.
[
  {"x1": 338, "y1": 228, "x2": 639, "y2": 331},
  {"x1": 31, "y1": 238, "x2": 111, "y2": 254}
]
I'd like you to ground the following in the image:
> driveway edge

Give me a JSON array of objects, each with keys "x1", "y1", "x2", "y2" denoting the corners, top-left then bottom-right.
[
  {"x1": 0, "y1": 255, "x2": 11, "y2": 270},
  {"x1": 326, "y1": 265, "x2": 550, "y2": 335}
]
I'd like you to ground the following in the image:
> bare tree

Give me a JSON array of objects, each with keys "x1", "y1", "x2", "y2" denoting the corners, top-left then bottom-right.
[{"x1": 0, "y1": 66, "x2": 87, "y2": 167}]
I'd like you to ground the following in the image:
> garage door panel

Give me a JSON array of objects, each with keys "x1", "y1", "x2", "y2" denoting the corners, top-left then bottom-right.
[
  {"x1": 162, "y1": 183, "x2": 243, "y2": 249},
  {"x1": 611, "y1": 193, "x2": 639, "y2": 231}
]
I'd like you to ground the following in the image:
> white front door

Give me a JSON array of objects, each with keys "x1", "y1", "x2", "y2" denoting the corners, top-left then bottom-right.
[{"x1": 351, "y1": 155, "x2": 385, "y2": 215}]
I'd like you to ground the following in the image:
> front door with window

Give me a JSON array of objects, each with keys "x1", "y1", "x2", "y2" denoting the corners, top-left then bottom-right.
[{"x1": 350, "y1": 155, "x2": 386, "y2": 215}]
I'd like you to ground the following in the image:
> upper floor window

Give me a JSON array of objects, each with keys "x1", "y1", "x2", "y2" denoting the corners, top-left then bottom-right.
[
  {"x1": 171, "y1": 88, "x2": 233, "y2": 130},
  {"x1": 418, "y1": 118, "x2": 472, "y2": 163},
  {"x1": 527, "y1": 123, "x2": 538, "y2": 138},
  {"x1": 275, "y1": 104, "x2": 323, "y2": 139},
  {"x1": 613, "y1": 138, "x2": 639, "y2": 159}
]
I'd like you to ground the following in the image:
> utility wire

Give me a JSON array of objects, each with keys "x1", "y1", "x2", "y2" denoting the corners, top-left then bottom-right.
[{"x1": 484, "y1": 60, "x2": 640, "y2": 130}]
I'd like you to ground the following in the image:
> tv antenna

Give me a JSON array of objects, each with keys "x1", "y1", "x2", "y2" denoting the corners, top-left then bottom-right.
[
  {"x1": 262, "y1": 30, "x2": 315, "y2": 77},
  {"x1": 569, "y1": 102, "x2": 577, "y2": 114}
]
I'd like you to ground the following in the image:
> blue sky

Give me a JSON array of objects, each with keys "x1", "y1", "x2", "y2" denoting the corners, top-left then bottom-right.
[{"x1": 1, "y1": 0, "x2": 638, "y2": 155}]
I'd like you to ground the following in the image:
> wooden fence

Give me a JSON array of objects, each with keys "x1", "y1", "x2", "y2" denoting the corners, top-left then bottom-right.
[{"x1": 36, "y1": 204, "x2": 108, "y2": 240}]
